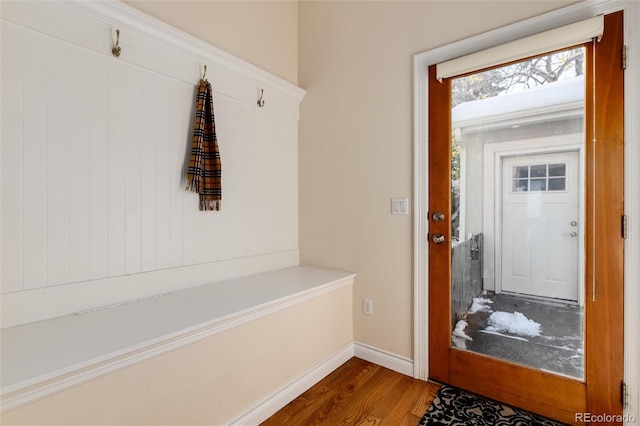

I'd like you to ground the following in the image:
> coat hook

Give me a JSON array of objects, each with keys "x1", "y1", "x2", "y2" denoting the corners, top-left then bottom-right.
[
  {"x1": 112, "y1": 29, "x2": 121, "y2": 58},
  {"x1": 202, "y1": 64, "x2": 207, "y2": 80},
  {"x1": 257, "y1": 89, "x2": 265, "y2": 108}
]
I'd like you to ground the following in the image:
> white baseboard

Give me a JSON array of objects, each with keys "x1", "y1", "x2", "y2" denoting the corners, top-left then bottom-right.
[
  {"x1": 228, "y1": 341, "x2": 414, "y2": 425},
  {"x1": 229, "y1": 343, "x2": 355, "y2": 426},
  {"x1": 353, "y1": 342, "x2": 414, "y2": 377}
]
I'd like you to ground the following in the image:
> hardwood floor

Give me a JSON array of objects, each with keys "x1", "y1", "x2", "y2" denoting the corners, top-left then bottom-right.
[{"x1": 261, "y1": 357, "x2": 440, "y2": 425}]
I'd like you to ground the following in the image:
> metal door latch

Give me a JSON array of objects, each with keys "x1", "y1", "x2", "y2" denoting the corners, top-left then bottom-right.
[
  {"x1": 432, "y1": 211, "x2": 445, "y2": 222},
  {"x1": 432, "y1": 233, "x2": 446, "y2": 244}
]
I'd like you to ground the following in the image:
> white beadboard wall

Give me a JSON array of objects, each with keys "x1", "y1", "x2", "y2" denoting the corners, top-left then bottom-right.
[{"x1": 0, "y1": 0, "x2": 305, "y2": 327}]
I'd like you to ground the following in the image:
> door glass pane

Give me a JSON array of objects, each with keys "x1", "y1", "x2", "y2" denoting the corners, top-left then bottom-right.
[
  {"x1": 549, "y1": 178, "x2": 566, "y2": 191},
  {"x1": 450, "y1": 47, "x2": 585, "y2": 380},
  {"x1": 530, "y1": 178, "x2": 546, "y2": 191},
  {"x1": 549, "y1": 163, "x2": 566, "y2": 177},
  {"x1": 530, "y1": 164, "x2": 547, "y2": 177}
]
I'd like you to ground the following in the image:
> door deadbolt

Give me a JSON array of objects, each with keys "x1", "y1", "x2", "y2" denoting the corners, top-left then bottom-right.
[
  {"x1": 432, "y1": 211, "x2": 445, "y2": 222},
  {"x1": 432, "y1": 233, "x2": 446, "y2": 244}
]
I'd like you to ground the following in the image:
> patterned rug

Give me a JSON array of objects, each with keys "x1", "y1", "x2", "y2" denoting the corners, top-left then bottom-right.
[{"x1": 418, "y1": 385, "x2": 567, "y2": 425}]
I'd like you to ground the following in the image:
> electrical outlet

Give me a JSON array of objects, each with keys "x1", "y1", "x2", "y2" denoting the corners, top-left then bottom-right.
[{"x1": 363, "y1": 298, "x2": 373, "y2": 316}]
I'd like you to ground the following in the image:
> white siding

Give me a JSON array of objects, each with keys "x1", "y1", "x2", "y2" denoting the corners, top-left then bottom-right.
[
  {"x1": 0, "y1": 22, "x2": 24, "y2": 293},
  {"x1": 22, "y1": 30, "x2": 48, "y2": 291},
  {"x1": 0, "y1": 1, "x2": 304, "y2": 326},
  {"x1": 68, "y1": 48, "x2": 92, "y2": 284}
]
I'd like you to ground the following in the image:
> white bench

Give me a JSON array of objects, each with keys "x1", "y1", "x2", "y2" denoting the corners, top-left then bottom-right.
[{"x1": 1, "y1": 265, "x2": 356, "y2": 413}]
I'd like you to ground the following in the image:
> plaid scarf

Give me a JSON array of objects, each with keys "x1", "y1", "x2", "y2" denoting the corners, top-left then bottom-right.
[{"x1": 186, "y1": 79, "x2": 222, "y2": 211}]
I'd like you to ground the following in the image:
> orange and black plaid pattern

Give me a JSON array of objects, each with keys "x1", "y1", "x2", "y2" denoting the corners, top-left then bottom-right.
[{"x1": 186, "y1": 79, "x2": 222, "y2": 211}]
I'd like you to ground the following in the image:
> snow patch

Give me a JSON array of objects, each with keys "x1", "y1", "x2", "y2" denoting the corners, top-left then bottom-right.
[
  {"x1": 452, "y1": 320, "x2": 473, "y2": 341},
  {"x1": 486, "y1": 311, "x2": 542, "y2": 337},
  {"x1": 452, "y1": 320, "x2": 472, "y2": 349},
  {"x1": 468, "y1": 297, "x2": 493, "y2": 314}
]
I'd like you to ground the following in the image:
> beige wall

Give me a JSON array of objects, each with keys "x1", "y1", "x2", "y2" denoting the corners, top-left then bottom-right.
[
  {"x1": 121, "y1": 0, "x2": 580, "y2": 365},
  {"x1": 1, "y1": 286, "x2": 353, "y2": 425},
  {"x1": 298, "y1": 0, "x2": 580, "y2": 358},
  {"x1": 124, "y1": 0, "x2": 298, "y2": 84}
]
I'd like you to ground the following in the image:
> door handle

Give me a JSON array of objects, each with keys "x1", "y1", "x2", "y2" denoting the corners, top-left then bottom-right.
[
  {"x1": 562, "y1": 231, "x2": 578, "y2": 237},
  {"x1": 432, "y1": 233, "x2": 446, "y2": 244},
  {"x1": 432, "y1": 211, "x2": 445, "y2": 222}
]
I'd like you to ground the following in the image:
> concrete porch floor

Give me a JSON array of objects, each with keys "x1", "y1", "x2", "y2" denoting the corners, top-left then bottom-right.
[{"x1": 462, "y1": 293, "x2": 584, "y2": 379}]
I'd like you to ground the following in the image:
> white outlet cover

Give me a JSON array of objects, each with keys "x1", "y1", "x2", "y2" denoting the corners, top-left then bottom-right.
[
  {"x1": 363, "y1": 298, "x2": 373, "y2": 316},
  {"x1": 391, "y1": 198, "x2": 409, "y2": 215}
]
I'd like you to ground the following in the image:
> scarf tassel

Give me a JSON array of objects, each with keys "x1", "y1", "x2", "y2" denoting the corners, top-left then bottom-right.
[
  {"x1": 200, "y1": 199, "x2": 221, "y2": 211},
  {"x1": 185, "y1": 178, "x2": 200, "y2": 194}
]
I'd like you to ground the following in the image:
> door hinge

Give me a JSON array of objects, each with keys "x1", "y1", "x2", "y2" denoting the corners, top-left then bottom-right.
[
  {"x1": 622, "y1": 45, "x2": 628, "y2": 70},
  {"x1": 622, "y1": 381, "x2": 629, "y2": 409},
  {"x1": 622, "y1": 214, "x2": 628, "y2": 239}
]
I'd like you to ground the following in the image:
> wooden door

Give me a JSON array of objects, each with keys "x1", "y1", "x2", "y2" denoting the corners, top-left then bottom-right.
[{"x1": 428, "y1": 11, "x2": 624, "y2": 424}]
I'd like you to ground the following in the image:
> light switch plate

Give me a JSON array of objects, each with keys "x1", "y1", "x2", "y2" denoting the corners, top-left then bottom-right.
[{"x1": 391, "y1": 197, "x2": 409, "y2": 215}]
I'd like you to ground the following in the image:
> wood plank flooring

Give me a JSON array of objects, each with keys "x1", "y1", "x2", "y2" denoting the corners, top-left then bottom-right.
[{"x1": 261, "y1": 357, "x2": 440, "y2": 425}]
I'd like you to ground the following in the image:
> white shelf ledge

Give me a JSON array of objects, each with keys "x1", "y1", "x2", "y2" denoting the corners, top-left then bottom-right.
[{"x1": 0, "y1": 265, "x2": 355, "y2": 412}]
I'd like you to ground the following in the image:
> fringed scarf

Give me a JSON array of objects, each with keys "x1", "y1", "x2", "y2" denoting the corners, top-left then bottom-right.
[{"x1": 186, "y1": 79, "x2": 222, "y2": 211}]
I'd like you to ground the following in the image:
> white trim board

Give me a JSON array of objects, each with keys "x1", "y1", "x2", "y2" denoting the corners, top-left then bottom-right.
[
  {"x1": 623, "y1": 1, "x2": 640, "y2": 420},
  {"x1": 413, "y1": 0, "x2": 640, "y2": 421},
  {"x1": 354, "y1": 342, "x2": 414, "y2": 377},
  {"x1": 0, "y1": 266, "x2": 356, "y2": 412},
  {"x1": 229, "y1": 342, "x2": 414, "y2": 425},
  {"x1": 229, "y1": 343, "x2": 355, "y2": 426}
]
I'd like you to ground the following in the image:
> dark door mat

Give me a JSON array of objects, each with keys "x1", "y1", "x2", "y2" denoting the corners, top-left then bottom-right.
[{"x1": 419, "y1": 385, "x2": 568, "y2": 425}]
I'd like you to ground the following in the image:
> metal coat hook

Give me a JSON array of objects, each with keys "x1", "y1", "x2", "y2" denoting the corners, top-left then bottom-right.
[
  {"x1": 112, "y1": 29, "x2": 121, "y2": 58},
  {"x1": 257, "y1": 89, "x2": 265, "y2": 108},
  {"x1": 202, "y1": 64, "x2": 207, "y2": 80}
]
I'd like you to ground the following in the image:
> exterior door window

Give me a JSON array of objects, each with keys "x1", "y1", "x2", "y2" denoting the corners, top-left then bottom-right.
[{"x1": 513, "y1": 163, "x2": 567, "y2": 192}]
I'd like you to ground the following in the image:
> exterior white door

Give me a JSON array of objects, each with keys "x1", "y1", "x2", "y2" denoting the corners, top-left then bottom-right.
[{"x1": 501, "y1": 151, "x2": 579, "y2": 301}]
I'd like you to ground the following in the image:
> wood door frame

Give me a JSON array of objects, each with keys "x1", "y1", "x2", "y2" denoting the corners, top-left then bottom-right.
[{"x1": 413, "y1": 1, "x2": 640, "y2": 422}]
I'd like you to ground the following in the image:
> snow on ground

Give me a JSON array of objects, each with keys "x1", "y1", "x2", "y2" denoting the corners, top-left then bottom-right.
[
  {"x1": 479, "y1": 329, "x2": 529, "y2": 342},
  {"x1": 485, "y1": 311, "x2": 542, "y2": 337},
  {"x1": 452, "y1": 320, "x2": 473, "y2": 340},
  {"x1": 452, "y1": 319, "x2": 473, "y2": 349},
  {"x1": 468, "y1": 297, "x2": 493, "y2": 314}
]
